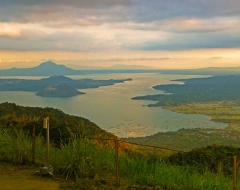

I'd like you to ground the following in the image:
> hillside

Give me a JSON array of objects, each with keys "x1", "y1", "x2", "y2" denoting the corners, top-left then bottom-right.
[
  {"x1": 0, "y1": 102, "x2": 116, "y2": 143},
  {"x1": 132, "y1": 75, "x2": 240, "y2": 106}
]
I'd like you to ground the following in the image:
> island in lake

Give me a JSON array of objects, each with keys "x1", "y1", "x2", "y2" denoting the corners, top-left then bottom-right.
[
  {"x1": 0, "y1": 75, "x2": 132, "y2": 97},
  {"x1": 36, "y1": 83, "x2": 85, "y2": 97}
]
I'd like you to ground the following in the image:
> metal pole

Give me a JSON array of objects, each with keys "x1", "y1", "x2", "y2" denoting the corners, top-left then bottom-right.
[{"x1": 233, "y1": 156, "x2": 237, "y2": 190}]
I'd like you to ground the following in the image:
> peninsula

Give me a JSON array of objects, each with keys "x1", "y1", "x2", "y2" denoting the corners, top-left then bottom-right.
[
  {"x1": 0, "y1": 75, "x2": 132, "y2": 97},
  {"x1": 132, "y1": 75, "x2": 240, "y2": 106}
]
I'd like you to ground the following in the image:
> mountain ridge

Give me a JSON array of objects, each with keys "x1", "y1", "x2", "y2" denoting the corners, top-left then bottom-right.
[
  {"x1": 1, "y1": 61, "x2": 240, "y2": 76},
  {"x1": 0, "y1": 61, "x2": 77, "y2": 76}
]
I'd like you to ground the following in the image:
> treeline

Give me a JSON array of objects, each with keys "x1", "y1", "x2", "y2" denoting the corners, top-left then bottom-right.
[
  {"x1": 132, "y1": 75, "x2": 240, "y2": 106},
  {"x1": 0, "y1": 102, "x2": 115, "y2": 145},
  {"x1": 168, "y1": 145, "x2": 240, "y2": 176}
]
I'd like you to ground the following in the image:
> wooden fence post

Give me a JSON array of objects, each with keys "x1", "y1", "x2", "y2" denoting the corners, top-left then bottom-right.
[
  {"x1": 115, "y1": 139, "x2": 120, "y2": 186},
  {"x1": 233, "y1": 156, "x2": 237, "y2": 190},
  {"x1": 32, "y1": 125, "x2": 36, "y2": 163}
]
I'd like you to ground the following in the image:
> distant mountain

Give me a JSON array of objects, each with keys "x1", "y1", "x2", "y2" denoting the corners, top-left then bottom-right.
[
  {"x1": 0, "y1": 61, "x2": 77, "y2": 76},
  {"x1": 36, "y1": 83, "x2": 84, "y2": 97},
  {"x1": 1, "y1": 61, "x2": 240, "y2": 76},
  {"x1": 0, "y1": 61, "x2": 160, "y2": 76}
]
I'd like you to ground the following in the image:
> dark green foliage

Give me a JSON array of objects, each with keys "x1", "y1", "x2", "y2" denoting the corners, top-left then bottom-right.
[
  {"x1": 168, "y1": 145, "x2": 240, "y2": 176},
  {"x1": 0, "y1": 102, "x2": 115, "y2": 145},
  {"x1": 123, "y1": 127, "x2": 240, "y2": 152},
  {"x1": 132, "y1": 75, "x2": 240, "y2": 106}
]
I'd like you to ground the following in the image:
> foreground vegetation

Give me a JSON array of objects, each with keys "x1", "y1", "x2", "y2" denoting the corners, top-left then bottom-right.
[
  {"x1": 1, "y1": 102, "x2": 240, "y2": 189},
  {"x1": 0, "y1": 127, "x2": 240, "y2": 190}
]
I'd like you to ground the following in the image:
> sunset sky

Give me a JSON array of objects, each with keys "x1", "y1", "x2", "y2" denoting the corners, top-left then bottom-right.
[{"x1": 0, "y1": 0, "x2": 240, "y2": 69}]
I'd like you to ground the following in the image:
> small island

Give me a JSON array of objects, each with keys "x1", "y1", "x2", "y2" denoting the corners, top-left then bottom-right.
[{"x1": 36, "y1": 83, "x2": 85, "y2": 97}]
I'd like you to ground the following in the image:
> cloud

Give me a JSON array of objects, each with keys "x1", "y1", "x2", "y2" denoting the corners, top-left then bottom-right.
[
  {"x1": 0, "y1": 0, "x2": 240, "y2": 52},
  {"x1": 128, "y1": 0, "x2": 240, "y2": 22},
  {"x1": 155, "y1": 17, "x2": 240, "y2": 33},
  {"x1": 113, "y1": 16, "x2": 240, "y2": 34},
  {"x1": 134, "y1": 32, "x2": 240, "y2": 51},
  {"x1": 0, "y1": 0, "x2": 131, "y2": 8},
  {"x1": 0, "y1": 23, "x2": 21, "y2": 38},
  {"x1": 209, "y1": 57, "x2": 223, "y2": 60},
  {"x1": 0, "y1": 25, "x2": 122, "y2": 51},
  {"x1": 75, "y1": 57, "x2": 171, "y2": 63},
  {"x1": 1, "y1": 0, "x2": 240, "y2": 24}
]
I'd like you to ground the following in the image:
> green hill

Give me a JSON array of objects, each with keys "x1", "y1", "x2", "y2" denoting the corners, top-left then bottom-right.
[{"x1": 0, "y1": 102, "x2": 115, "y2": 144}]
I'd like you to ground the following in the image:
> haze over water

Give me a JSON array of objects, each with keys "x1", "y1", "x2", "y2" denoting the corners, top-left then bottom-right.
[{"x1": 0, "y1": 73, "x2": 227, "y2": 137}]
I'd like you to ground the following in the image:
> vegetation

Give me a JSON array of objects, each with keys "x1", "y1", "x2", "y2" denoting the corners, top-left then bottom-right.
[
  {"x1": 1, "y1": 102, "x2": 240, "y2": 189},
  {"x1": 123, "y1": 126, "x2": 240, "y2": 151},
  {"x1": 169, "y1": 145, "x2": 240, "y2": 176},
  {"x1": 129, "y1": 75, "x2": 240, "y2": 152},
  {"x1": 132, "y1": 75, "x2": 240, "y2": 106},
  {"x1": 0, "y1": 102, "x2": 116, "y2": 145},
  {"x1": 0, "y1": 127, "x2": 239, "y2": 190},
  {"x1": 124, "y1": 101, "x2": 240, "y2": 152},
  {"x1": 163, "y1": 101, "x2": 240, "y2": 124},
  {"x1": 0, "y1": 75, "x2": 132, "y2": 96}
]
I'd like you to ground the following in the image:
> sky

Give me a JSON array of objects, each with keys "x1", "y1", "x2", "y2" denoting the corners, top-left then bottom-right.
[{"x1": 0, "y1": 0, "x2": 240, "y2": 69}]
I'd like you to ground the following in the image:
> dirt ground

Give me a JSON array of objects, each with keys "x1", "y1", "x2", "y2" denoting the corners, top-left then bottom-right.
[{"x1": 0, "y1": 163, "x2": 60, "y2": 190}]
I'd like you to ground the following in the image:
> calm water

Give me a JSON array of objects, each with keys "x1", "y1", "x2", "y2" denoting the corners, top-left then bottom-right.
[{"x1": 0, "y1": 73, "x2": 227, "y2": 137}]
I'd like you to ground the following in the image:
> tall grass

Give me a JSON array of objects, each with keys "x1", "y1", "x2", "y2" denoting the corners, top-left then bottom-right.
[
  {"x1": 51, "y1": 136, "x2": 116, "y2": 181},
  {"x1": 119, "y1": 152, "x2": 238, "y2": 190},
  {"x1": 0, "y1": 128, "x2": 239, "y2": 189},
  {"x1": 0, "y1": 128, "x2": 46, "y2": 164}
]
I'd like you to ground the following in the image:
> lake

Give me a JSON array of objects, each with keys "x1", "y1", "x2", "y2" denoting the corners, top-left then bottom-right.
[{"x1": 0, "y1": 73, "x2": 227, "y2": 137}]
